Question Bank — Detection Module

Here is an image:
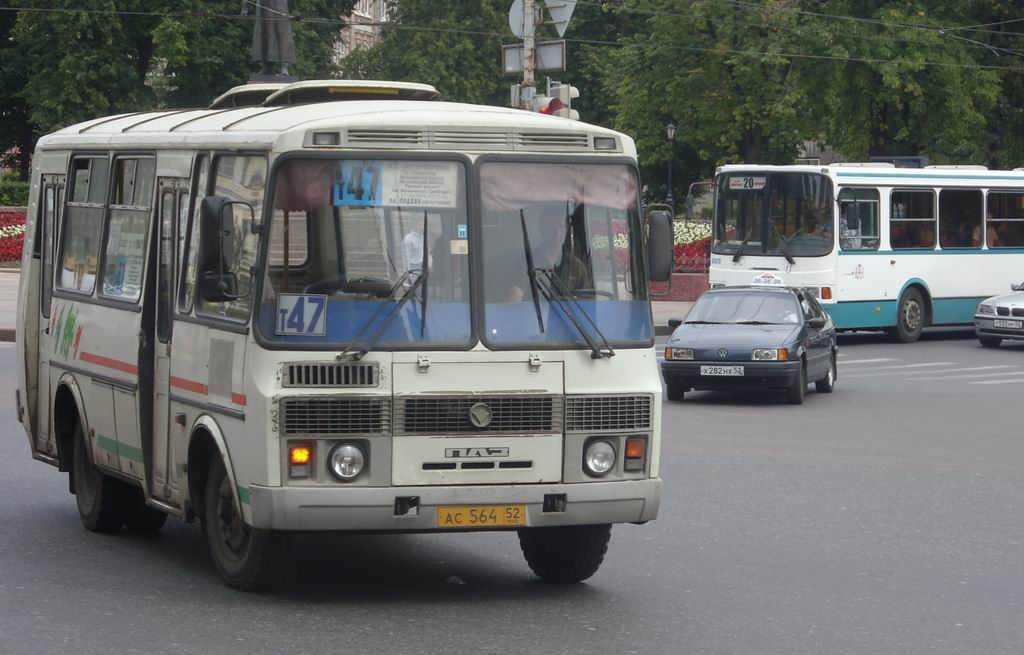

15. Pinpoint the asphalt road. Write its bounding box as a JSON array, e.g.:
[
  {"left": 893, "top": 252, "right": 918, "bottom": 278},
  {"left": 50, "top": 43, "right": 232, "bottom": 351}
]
[{"left": 2, "top": 330, "right": 1023, "bottom": 655}]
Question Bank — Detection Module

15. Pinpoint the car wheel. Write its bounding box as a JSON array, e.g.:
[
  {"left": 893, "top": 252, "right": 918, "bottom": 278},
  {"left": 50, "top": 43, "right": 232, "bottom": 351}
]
[
  {"left": 979, "top": 336, "right": 1002, "bottom": 348},
  {"left": 518, "top": 524, "right": 611, "bottom": 583},
  {"left": 72, "top": 423, "right": 128, "bottom": 533},
  {"left": 666, "top": 384, "right": 686, "bottom": 402},
  {"left": 786, "top": 361, "right": 806, "bottom": 405},
  {"left": 815, "top": 353, "right": 836, "bottom": 393},
  {"left": 890, "top": 288, "right": 925, "bottom": 343},
  {"left": 204, "top": 457, "right": 290, "bottom": 591}
]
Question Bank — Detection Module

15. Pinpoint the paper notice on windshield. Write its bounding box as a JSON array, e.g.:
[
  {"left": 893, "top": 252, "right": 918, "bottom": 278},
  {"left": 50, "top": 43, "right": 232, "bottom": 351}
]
[
  {"left": 382, "top": 161, "right": 458, "bottom": 208},
  {"left": 729, "top": 176, "right": 766, "bottom": 190}
]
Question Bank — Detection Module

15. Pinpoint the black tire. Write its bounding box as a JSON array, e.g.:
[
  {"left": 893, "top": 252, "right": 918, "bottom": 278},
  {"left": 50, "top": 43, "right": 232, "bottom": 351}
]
[
  {"left": 518, "top": 524, "right": 612, "bottom": 583},
  {"left": 786, "top": 362, "right": 806, "bottom": 405},
  {"left": 815, "top": 353, "right": 837, "bottom": 394},
  {"left": 979, "top": 336, "right": 1002, "bottom": 348},
  {"left": 666, "top": 384, "right": 686, "bottom": 402},
  {"left": 124, "top": 490, "right": 168, "bottom": 533},
  {"left": 891, "top": 288, "right": 926, "bottom": 343},
  {"left": 204, "top": 457, "right": 290, "bottom": 591},
  {"left": 72, "top": 424, "right": 128, "bottom": 533}
]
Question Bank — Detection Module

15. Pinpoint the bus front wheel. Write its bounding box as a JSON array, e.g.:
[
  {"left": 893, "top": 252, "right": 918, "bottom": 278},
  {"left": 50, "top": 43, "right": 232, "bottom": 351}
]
[
  {"left": 72, "top": 423, "right": 128, "bottom": 533},
  {"left": 204, "top": 457, "right": 290, "bottom": 591},
  {"left": 890, "top": 288, "right": 925, "bottom": 343},
  {"left": 518, "top": 524, "right": 611, "bottom": 583}
]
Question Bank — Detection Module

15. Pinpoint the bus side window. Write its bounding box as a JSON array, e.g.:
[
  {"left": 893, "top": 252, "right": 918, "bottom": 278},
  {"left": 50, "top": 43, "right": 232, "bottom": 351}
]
[
  {"left": 938, "top": 189, "right": 982, "bottom": 250},
  {"left": 838, "top": 187, "right": 879, "bottom": 251},
  {"left": 57, "top": 158, "right": 109, "bottom": 295},
  {"left": 985, "top": 191, "right": 1024, "bottom": 249},
  {"left": 890, "top": 190, "right": 935, "bottom": 250},
  {"left": 179, "top": 155, "right": 209, "bottom": 314},
  {"left": 40, "top": 184, "right": 55, "bottom": 318}
]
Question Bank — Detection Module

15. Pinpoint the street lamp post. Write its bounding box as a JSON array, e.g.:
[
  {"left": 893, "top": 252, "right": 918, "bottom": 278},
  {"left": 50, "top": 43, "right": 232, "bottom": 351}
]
[{"left": 665, "top": 122, "right": 676, "bottom": 214}]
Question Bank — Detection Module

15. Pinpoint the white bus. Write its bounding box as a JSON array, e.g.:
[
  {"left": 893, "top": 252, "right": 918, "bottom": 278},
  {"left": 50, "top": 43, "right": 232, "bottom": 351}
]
[
  {"left": 14, "top": 80, "right": 674, "bottom": 590},
  {"left": 706, "top": 163, "right": 1024, "bottom": 342}
]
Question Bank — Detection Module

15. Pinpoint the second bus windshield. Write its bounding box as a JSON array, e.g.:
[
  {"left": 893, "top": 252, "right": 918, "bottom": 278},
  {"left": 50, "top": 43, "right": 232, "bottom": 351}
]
[{"left": 713, "top": 172, "right": 834, "bottom": 258}]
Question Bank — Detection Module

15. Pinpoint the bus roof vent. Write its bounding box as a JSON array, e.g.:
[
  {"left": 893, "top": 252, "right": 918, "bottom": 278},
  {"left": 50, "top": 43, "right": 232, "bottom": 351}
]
[
  {"left": 345, "top": 128, "right": 426, "bottom": 148},
  {"left": 430, "top": 130, "right": 512, "bottom": 149},
  {"left": 209, "top": 83, "right": 288, "bottom": 109},
  {"left": 924, "top": 165, "right": 988, "bottom": 170},
  {"left": 283, "top": 362, "right": 379, "bottom": 388},
  {"left": 264, "top": 79, "right": 440, "bottom": 106},
  {"left": 516, "top": 131, "right": 591, "bottom": 151},
  {"left": 831, "top": 162, "right": 895, "bottom": 168}
]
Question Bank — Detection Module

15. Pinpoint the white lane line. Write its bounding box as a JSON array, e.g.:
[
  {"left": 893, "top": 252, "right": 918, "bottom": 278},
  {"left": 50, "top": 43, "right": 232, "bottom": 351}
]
[
  {"left": 841, "top": 362, "right": 958, "bottom": 378},
  {"left": 836, "top": 358, "right": 898, "bottom": 365},
  {"left": 897, "top": 365, "right": 1014, "bottom": 375},
  {"left": 906, "top": 370, "right": 1024, "bottom": 382},
  {"left": 970, "top": 378, "right": 1024, "bottom": 385},
  {"left": 878, "top": 362, "right": 956, "bottom": 369}
]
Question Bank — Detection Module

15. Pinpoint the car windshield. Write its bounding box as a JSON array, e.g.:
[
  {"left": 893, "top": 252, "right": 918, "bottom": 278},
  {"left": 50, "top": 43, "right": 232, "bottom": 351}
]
[
  {"left": 255, "top": 158, "right": 471, "bottom": 348},
  {"left": 686, "top": 291, "right": 802, "bottom": 324},
  {"left": 713, "top": 172, "right": 834, "bottom": 258},
  {"left": 478, "top": 161, "right": 652, "bottom": 347}
]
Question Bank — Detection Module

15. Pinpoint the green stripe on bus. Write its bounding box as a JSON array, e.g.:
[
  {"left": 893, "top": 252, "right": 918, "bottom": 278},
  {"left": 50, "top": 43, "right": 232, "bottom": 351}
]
[
  {"left": 237, "top": 485, "right": 251, "bottom": 505},
  {"left": 94, "top": 434, "right": 144, "bottom": 463}
]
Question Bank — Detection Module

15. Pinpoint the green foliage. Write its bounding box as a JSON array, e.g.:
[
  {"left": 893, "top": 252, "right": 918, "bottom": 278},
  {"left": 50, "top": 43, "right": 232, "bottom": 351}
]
[{"left": 0, "top": 175, "right": 30, "bottom": 206}]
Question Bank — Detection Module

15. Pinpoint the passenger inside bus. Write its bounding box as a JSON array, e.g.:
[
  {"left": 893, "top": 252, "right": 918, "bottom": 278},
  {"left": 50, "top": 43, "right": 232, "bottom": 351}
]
[{"left": 503, "top": 205, "right": 593, "bottom": 303}]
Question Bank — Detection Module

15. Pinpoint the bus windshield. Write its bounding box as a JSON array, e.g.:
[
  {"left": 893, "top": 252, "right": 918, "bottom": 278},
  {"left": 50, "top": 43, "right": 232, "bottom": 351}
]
[
  {"left": 479, "top": 161, "right": 652, "bottom": 347},
  {"left": 256, "top": 157, "right": 471, "bottom": 348},
  {"left": 712, "top": 172, "right": 834, "bottom": 258}
]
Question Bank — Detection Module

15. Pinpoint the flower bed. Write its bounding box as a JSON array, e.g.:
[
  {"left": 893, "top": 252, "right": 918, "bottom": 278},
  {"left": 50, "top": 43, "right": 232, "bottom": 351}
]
[
  {"left": 0, "top": 211, "right": 27, "bottom": 266},
  {"left": 673, "top": 220, "right": 711, "bottom": 273}
]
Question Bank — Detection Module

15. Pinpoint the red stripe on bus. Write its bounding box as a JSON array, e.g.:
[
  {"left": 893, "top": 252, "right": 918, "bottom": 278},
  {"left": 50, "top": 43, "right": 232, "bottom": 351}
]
[
  {"left": 170, "top": 376, "right": 208, "bottom": 395},
  {"left": 231, "top": 393, "right": 247, "bottom": 406},
  {"left": 79, "top": 351, "right": 139, "bottom": 375}
]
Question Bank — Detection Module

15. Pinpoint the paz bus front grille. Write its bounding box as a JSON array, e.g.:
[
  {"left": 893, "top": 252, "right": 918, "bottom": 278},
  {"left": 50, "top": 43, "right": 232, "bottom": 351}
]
[
  {"left": 394, "top": 395, "right": 562, "bottom": 435},
  {"left": 565, "top": 395, "right": 653, "bottom": 432},
  {"left": 280, "top": 397, "right": 390, "bottom": 436}
]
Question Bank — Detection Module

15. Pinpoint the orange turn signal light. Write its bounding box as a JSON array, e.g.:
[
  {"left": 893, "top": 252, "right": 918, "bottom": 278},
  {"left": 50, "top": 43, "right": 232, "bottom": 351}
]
[
  {"left": 289, "top": 445, "right": 312, "bottom": 465},
  {"left": 625, "top": 437, "right": 647, "bottom": 459},
  {"left": 777, "top": 348, "right": 788, "bottom": 361}
]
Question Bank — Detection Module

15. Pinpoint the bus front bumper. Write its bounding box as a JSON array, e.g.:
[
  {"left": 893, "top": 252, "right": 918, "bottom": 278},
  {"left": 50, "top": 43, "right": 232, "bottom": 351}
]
[{"left": 247, "top": 478, "right": 661, "bottom": 531}]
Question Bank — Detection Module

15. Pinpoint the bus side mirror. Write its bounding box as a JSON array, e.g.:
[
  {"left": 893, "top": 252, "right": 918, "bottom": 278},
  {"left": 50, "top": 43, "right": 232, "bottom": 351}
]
[
  {"left": 199, "top": 196, "right": 252, "bottom": 302},
  {"left": 647, "top": 209, "right": 673, "bottom": 283},
  {"left": 1012, "top": 282, "right": 1023, "bottom": 292}
]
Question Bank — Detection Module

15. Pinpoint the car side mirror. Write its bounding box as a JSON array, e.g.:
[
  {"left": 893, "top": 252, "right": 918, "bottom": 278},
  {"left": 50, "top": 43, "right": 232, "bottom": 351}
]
[
  {"left": 807, "top": 317, "right": 826, "bottom": 329},
  {"left": 647, "top": 209, "right": 673, "bottom": 283},
  {"left": 668, "top": 318, "right": 682, "bottom": 329}
]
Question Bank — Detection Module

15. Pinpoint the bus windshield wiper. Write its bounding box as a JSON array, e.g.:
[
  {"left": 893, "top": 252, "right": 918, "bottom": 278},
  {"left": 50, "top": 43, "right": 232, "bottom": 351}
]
[
  {"left": 519, "top": 209, "right": 545, "bottom": 333},
  {"left": 684, "top": 320, "right": 722, "bottom": 324},
  {"left": 342, "top": 213, "right": 431, "bottom": 359},
  {"left": 771, "top": 222, "right": 796, "bottom": 264},
  {"left": 732, "top": 234, "right": 752, "bottom": 263},
  {"left": 535, "top": 268, "right": 614, "bottom": 359}
]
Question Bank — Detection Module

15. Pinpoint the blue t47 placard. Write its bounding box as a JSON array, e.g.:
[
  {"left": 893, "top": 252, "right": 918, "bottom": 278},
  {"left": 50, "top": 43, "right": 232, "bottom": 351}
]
[
  {"left": 333, "top": 161, "right": 382, "bottom": 207},
  {"left": 275, "top": 294, "right": 328, "bottom": 335}
]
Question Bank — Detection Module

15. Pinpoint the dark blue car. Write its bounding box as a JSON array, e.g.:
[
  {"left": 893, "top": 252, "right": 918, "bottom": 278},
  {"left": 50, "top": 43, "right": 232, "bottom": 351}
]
[{"left": 661, "top": 286, "right": 837, "bottom": 404}]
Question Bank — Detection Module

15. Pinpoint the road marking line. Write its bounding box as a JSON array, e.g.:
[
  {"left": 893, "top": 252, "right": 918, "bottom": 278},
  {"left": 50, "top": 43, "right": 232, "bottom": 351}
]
[
  {"left": 897, "top": 365, "right": 1013, "bottom": 375},
  {"left": 836, "top": 358, "right": 898, "bottom": 364},
  {"left": 906, "top": 370, "right": 1024, "bottom": 382},
  {"left": 969, "top": 378, "right": 1024, "bottom": 385},
  {"left": 878, "top": 362, "right": 956, "bottom": 369}
]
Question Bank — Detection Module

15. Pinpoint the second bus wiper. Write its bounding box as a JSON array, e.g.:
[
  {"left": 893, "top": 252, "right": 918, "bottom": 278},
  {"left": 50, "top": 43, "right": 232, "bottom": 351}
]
[{"left": 535, "top": 268, "right": 614, "bottom": 359}]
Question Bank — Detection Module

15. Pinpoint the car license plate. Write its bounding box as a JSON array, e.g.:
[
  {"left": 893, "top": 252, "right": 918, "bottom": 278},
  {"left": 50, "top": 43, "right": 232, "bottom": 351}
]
[
  {"left": 437, "top": 505, "right": 526, "bottom": 528},
  {"left": 700, "top": 365, "right": 744, "bottom": 376},
  {"left": 994, "top": 319, "right": 1022, "bottom": 329}
]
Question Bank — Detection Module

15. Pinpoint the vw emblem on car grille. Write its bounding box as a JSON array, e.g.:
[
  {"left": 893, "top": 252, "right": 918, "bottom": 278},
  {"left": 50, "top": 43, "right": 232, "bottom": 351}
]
[
  {"left": 718, "top": 348, "right": 729, "bottom": 358},
  {"left": 468, "top": 402, "right": 493, "bottom": 428}
]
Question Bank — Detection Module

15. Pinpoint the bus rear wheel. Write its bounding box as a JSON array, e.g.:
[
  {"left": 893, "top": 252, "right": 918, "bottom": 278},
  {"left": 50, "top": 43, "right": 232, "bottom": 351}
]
[
  {"left": 72, "top": 423, "right": 128, "bottom": 533},
  {"left": 890, "top": 288, "right": 925, "bottom": 343},
  {"left": 518, "top": 524, "right": 611, "bottom": 583},
  {"left": 204, "top": 457, "right": 289, "bottom": 591}
]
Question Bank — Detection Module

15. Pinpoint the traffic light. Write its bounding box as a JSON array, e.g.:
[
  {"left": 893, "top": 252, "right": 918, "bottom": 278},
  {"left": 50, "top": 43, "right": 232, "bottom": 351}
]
[{"left": 532, "top": 83, "right": 580, "bottom": 120}]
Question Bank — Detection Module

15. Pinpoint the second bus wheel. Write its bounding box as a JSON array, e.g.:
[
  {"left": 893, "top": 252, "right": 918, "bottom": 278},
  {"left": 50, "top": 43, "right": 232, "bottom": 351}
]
[
  {"left": 72, "top": 423, "right": 129, "bottom": 533},
  {"left": 518, "top": 524, "right": 612, "bottom": 583},
  {"left": 890, "top": 288, "right": 925, "bottom": 343},
  {"left": 204, "top": 457, "right": 290, "bottom": 591}
]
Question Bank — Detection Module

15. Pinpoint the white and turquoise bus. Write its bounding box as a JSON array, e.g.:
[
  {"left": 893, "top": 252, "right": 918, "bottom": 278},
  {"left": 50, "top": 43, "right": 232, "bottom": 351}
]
[
  {"left": 15, "top": 80, "right": 674, "bottom": 590},
  {"left": 706, "top": 163, "right": 1024, "bottom": 341}
]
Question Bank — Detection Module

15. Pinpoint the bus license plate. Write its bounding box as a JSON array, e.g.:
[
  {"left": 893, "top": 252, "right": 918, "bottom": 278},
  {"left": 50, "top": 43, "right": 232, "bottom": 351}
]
[
  {"left": 994, "top": 319, "right": 1022, "bottom": 329},
  {"left": 437, "top": 505, "right": 526, "bottom": 528},
  {"left": 700, "top": 365, "right": 744, "bottom": 376}
]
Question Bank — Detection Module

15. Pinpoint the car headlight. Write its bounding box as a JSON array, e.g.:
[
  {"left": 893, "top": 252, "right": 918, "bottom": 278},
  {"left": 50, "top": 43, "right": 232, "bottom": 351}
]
[
  {"left": 977, "top": 304, "right": 995, "bottom": 315},
  {"left": 328, "top": 443, "right": 366, "bottom": 481},
  {"left": 752, "top": 348, "right": 788, "bottom": 361},
  {"left": 665, "top": 347, "right": 694, "bottom": 360},
  {"left": 583, "top": 440, "right": 616, "bottom": 477}
]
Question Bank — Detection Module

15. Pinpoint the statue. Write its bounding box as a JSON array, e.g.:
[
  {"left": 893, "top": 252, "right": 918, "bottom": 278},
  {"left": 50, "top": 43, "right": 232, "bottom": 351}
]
[{"left": 242, "top": 0, "right": 296, "bottom": 77}]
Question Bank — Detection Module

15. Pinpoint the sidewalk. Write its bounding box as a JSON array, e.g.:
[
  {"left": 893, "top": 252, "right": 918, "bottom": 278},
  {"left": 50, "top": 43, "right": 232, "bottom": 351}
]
[
  {"left": 0, "top": 269, "right": 691, "bottom": 341},
  {"left": 0, "top": 269, "right": 17, "bottom": 341}
]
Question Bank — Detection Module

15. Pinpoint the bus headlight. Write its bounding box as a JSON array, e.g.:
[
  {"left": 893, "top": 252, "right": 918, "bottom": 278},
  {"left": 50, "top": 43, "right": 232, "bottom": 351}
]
[
  {"left": 583, "top": 440, "right": 616, "bottom": 477},
  {"left": 752, "top": 348, "right": 788, "bottom": 361},
  {"left": 328, "top": 443, "right": 366, "bottom": 481}
]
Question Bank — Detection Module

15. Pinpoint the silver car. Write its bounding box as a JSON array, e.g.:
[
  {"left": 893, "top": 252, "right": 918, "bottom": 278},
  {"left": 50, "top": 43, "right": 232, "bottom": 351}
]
[{"left": 974, "top": 282, "right": 1024, "bottom": 348}]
